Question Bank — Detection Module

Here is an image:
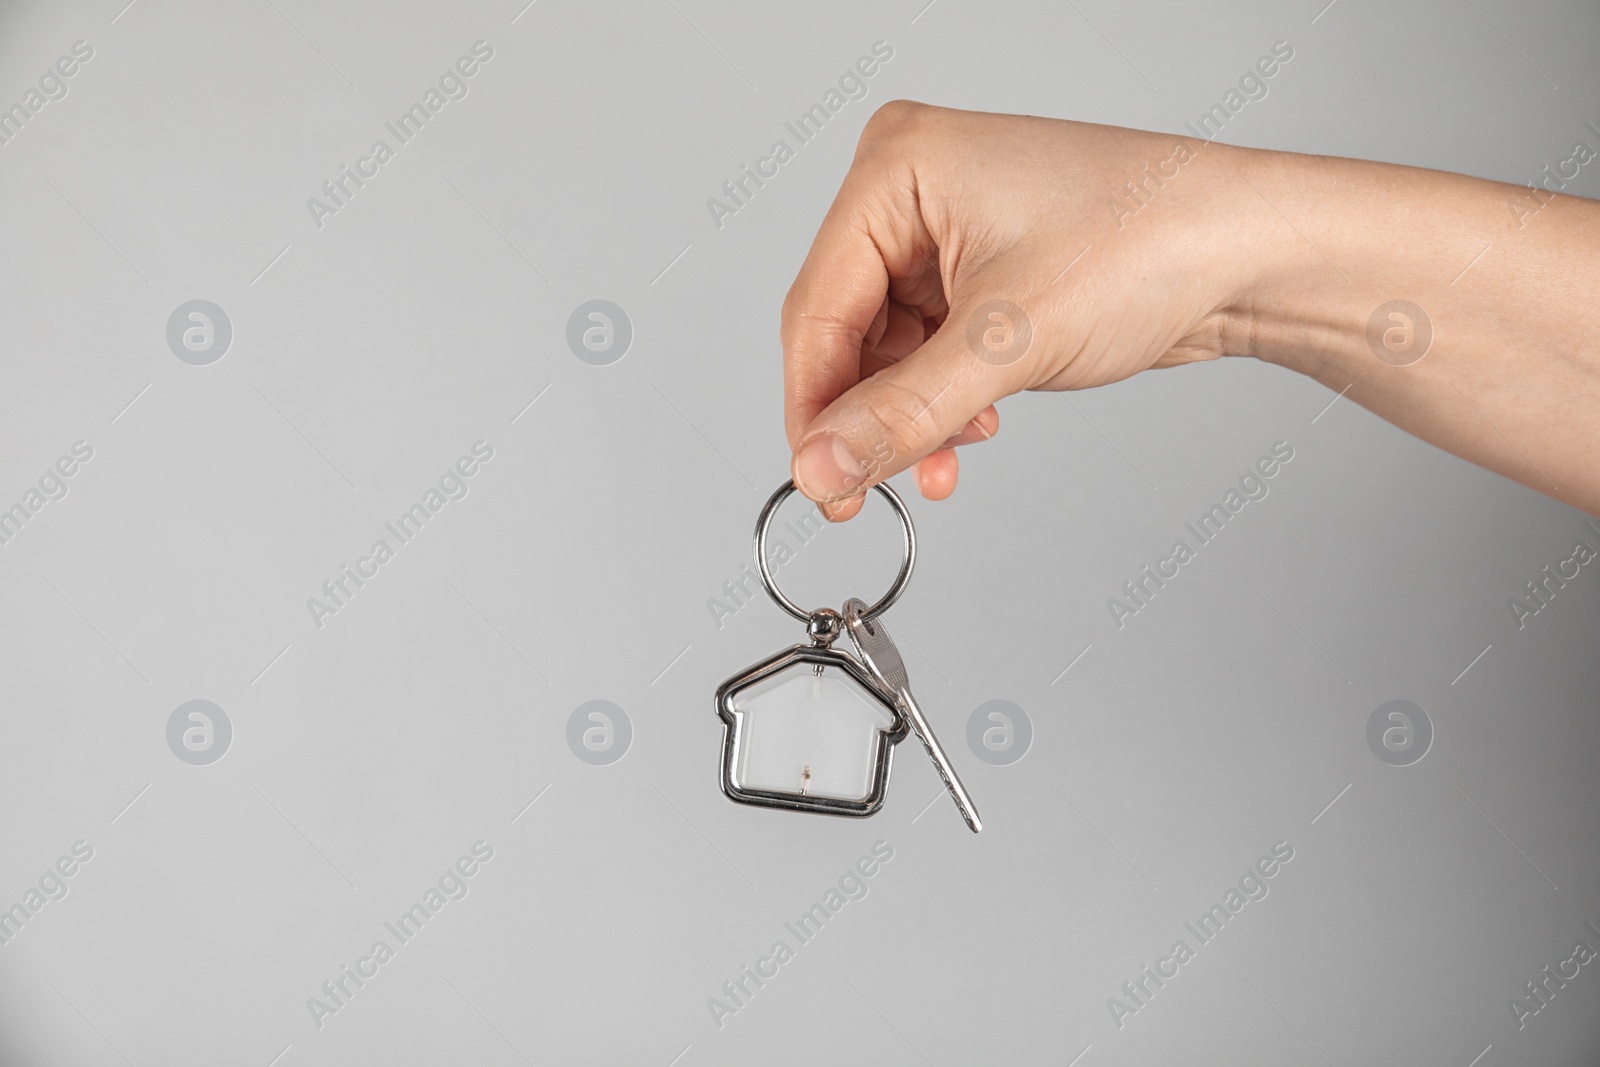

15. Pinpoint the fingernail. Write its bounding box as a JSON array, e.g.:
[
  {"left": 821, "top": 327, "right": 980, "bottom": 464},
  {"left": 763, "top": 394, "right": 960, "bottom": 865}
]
[
  {"left": 939, "top": 419, "right": 994, "bottom": 450},
  {"left": 794, "top": 434, "right": 866, "bottom": 502}
]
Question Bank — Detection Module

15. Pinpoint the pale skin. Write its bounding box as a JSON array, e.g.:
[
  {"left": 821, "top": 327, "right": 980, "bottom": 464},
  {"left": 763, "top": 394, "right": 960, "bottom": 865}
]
[{"left": 782, "top": 101, "right": 1600, "bottom": 519}]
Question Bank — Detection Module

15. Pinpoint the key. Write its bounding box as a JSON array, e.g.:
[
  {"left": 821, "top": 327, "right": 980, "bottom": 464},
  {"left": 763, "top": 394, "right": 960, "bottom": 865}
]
[{"left": 843, "top": 597, "right": 982, "bottom": 833}]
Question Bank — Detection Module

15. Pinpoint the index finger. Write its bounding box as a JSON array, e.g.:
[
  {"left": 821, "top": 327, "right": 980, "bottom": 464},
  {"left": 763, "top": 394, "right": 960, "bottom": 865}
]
[
  {"left": 780, "top": 184, "right": 889, "bottom": 453},
  {"left": 780, "top": 158, "right": 946, "bottom": 451}
]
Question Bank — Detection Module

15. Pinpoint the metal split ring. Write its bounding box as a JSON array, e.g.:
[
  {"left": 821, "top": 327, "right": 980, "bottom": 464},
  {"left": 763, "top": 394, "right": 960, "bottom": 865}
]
[{"left": 753, "top": 479, "right": 915, "bottom": 624}]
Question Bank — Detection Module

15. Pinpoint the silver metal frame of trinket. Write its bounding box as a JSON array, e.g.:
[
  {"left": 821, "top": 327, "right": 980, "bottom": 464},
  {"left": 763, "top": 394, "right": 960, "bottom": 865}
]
[
  {"left": 715, "top": 480, "right": 916, "bottom": 818},
  {"left": 715, "top": 637, "right": 909, "bottom": 816}
]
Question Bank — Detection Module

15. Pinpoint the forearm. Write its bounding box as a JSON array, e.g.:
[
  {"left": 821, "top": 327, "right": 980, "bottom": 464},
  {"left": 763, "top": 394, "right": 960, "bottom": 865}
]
[{"left": 1231, "top": 147, "right": 1600, "bottom": 514}]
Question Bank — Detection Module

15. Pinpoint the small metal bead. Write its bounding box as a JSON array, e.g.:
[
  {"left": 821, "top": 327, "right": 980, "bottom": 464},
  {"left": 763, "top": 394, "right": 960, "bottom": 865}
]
[{"left": 807, "top": 608, "right": 843, "bottom": 645}]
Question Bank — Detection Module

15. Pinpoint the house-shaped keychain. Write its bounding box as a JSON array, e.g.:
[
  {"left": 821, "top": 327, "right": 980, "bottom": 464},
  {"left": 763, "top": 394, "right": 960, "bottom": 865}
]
[
  {"left": 716, "top": 633, "right": 908, "bottom": 817},
  {"left": 715, "top": 479, "right": 980, "bottom": 830}
]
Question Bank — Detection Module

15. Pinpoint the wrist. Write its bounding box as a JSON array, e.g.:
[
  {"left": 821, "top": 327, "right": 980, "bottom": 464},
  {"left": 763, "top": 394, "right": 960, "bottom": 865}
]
[{"left": 1221, "top": 147, "right": 1458, "bottom": 378}]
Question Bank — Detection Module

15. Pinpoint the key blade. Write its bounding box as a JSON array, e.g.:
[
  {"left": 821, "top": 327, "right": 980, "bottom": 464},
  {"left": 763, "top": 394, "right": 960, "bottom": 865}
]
[
  {"left": 897, "top": 688, "right": 983, "bottom": 832},
  {"left": 843, "top": 599, "right": 983, "bottom": 833}
]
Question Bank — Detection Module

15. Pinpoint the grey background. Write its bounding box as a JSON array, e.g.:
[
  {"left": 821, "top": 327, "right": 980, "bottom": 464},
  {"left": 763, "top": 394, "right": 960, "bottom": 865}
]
[{"left": 1, "top": 0, "right": 1598, "bottom": 1064}]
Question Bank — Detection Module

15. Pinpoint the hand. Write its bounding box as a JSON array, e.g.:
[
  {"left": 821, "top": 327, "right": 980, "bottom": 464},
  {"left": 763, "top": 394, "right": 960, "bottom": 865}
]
[
  {"left": 782, "top": 101, "right": 1600, "bottom": 518},
  {"left": 780, "top": 101, "right": 1266, "bottom": 519}
]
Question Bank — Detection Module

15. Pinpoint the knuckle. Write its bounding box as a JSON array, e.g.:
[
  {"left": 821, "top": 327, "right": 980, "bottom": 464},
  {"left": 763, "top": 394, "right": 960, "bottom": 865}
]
[
  {"left": 861, "top": 99, "right": 928, "bottom": 144},
  {"left": 780, "top": 308, "right": 861, "bottom": 358},
  {"left": 778, "top": 285, "right": 809, "bottom": 339},
  {"left": 859, "top": 377, "right": 944, "bottom": 459}
]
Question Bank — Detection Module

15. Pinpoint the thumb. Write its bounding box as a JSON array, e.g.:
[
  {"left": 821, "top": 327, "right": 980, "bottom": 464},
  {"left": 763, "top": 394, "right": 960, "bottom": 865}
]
[{"left": 790, "top": 310, "right": 1022, "bottom": 505}]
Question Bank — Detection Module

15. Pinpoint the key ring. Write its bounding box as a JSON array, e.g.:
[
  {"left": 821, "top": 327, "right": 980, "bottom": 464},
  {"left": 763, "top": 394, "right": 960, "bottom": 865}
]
[{"left": 753, "top": 479, "right": 915, "bottom": 624}]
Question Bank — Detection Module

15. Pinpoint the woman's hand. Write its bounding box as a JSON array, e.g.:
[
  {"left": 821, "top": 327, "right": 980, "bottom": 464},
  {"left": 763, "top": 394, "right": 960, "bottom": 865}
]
[
  {"left": 783, "top": 101, "right": 1600, "bottom": 518},
  {"left": 781, "top": 101, "right": 1268, "bottom": 518}
]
